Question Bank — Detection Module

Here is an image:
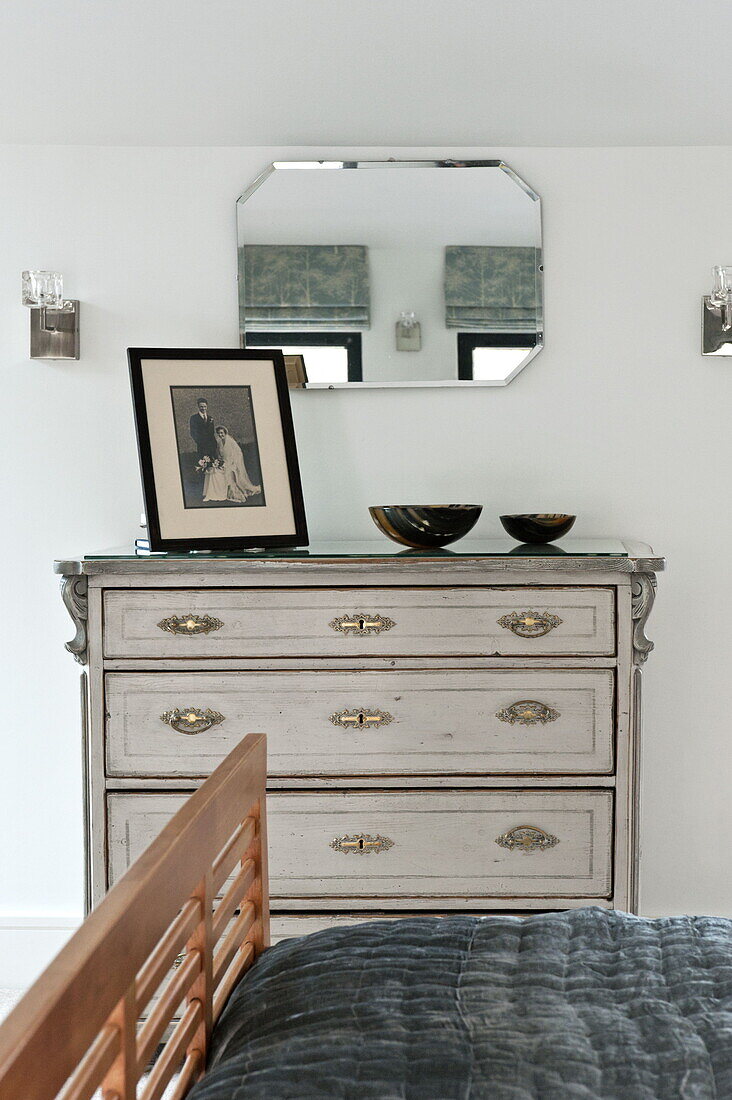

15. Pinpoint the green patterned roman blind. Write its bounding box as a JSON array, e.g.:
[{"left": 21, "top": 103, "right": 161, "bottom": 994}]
[
  {"left": 444, "top": 246, "right": 539, "bottom": 332},
  {"left": 242, "top": 245, "right": 370, "bottom": 330}
]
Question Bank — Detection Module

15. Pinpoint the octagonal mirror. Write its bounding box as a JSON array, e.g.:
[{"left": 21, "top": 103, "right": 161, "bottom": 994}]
[{"left": 237, "top": 160, "right": 542, "bottom": 388}]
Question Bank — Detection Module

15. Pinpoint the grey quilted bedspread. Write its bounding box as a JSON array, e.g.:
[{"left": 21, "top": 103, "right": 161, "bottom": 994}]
[{"left": 189, "top": 908, "right": 732, "bottom": 1099}]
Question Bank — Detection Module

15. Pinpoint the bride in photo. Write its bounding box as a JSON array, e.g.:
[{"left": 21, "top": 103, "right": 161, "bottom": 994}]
[{"left": 216, "top": 425, "right": 261, "bottom": 503}]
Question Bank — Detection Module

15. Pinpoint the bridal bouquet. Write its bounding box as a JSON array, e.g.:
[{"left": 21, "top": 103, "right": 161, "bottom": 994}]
[{"left": 196, "top": 456, "right": 224, "bottom": 474}]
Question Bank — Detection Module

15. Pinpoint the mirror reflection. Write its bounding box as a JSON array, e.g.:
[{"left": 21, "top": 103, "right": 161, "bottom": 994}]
[{"left": 237, "top": 161, "right": 542, "bottom": 388}]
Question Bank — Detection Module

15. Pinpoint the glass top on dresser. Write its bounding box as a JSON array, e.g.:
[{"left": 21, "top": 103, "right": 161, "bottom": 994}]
[{"left": 87, "top": 539, "right": 629, "bottom": 560}]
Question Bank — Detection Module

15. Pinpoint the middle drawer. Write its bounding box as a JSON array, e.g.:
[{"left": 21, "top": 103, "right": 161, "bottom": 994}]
[{"left": 106, "top": 669, "right": 614, "bottom": 778}]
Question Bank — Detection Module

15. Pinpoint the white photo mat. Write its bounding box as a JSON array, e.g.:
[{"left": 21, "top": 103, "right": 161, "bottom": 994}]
[{"left": 139, "top": 356, "right": 298, "bottom": 541}]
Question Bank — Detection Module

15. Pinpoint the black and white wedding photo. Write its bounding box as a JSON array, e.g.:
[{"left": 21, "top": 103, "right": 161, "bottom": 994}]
[
  {"left": 171, "top": 385, "right": 265, "bottom": 509},
  {"left": 128, "top": 349, "right": 307, "bottom": 551}
]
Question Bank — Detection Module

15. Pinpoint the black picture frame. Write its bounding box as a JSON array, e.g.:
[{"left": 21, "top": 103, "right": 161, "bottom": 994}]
[{"left": 128, "top": 348, "right": 308, "bottom": 552}]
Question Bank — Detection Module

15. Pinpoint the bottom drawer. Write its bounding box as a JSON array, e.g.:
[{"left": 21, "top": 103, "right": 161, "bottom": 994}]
[
  {"left": 268, "top": 907, "right": 615, "bottom": 943},
  {"left": 107, "top": 789, "right": 613, "bottom": 904},
  {"left": 270, "top": 913, "right": 410, "bottom": 944}
]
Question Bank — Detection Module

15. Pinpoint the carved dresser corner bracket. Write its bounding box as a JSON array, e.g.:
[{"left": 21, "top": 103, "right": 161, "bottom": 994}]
[
  {"left": 60, "top": 574, "right": 89, "bottom": 665},
  {"left": 631, "top": 574, "right": 657, "bottom": 665}
]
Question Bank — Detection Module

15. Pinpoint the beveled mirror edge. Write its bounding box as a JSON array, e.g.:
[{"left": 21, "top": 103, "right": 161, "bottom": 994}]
[
  {"left": 236, "top": 159, "right": 540, "bottom": 205},
  {"left": 236, "top": 159, "right": 543, "bottom": 388}
]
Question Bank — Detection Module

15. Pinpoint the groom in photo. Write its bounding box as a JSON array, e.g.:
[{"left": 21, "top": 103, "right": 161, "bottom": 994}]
[{"left": 189, "top": 397, "right": 217, "bottom": 461}]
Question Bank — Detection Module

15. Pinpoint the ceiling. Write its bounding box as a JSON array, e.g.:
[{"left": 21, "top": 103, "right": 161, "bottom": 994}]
[{"left": 0, "top": 0, "right": 729, "bottom": 147}]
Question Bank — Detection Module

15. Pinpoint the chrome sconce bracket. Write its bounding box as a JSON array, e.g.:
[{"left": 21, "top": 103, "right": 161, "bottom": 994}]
[
  {"left": 29, "top": 299, "right": 80, "bottom": 360},
  {"left": 702, "top": 265, "right": 732, "bottom": 355},
  {"left": 22, "top": 271, "right": 80, "bottom": 360}
]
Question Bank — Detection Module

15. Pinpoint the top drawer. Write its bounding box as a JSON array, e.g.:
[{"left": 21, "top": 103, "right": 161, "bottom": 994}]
[{"left": 103, "top": 587, "right": 615, "bottom": 659}]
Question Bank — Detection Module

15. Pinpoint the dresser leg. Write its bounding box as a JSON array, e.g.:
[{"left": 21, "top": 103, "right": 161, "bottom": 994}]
[{"left": 80, "top": 671, "right": 92, "bottom": 916}]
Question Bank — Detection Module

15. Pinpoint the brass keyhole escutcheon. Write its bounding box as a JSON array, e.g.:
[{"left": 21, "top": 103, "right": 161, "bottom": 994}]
[
  {"left": 329, "top": 612, "right": 396, "bottom": 636},
  {"left": 329, "top": 708, "right": 393, "bottom": 731},
  {"left": 330, "top": 833, "right": 394, "bottom": 855}
]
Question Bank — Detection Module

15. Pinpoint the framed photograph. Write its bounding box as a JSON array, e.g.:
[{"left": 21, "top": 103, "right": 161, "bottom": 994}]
[{"left": 128, "top": 348, "right": 308, "bottom": 551}]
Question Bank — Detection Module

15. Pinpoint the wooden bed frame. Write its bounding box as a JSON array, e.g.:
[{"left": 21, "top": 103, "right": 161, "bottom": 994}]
[{"left": 0, "top": 734, "right": 269, "bottom": 1100}]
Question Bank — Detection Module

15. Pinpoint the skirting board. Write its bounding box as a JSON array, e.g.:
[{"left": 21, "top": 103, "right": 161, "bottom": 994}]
[{"left": 0, "top": 915, "right": 81, "bottom": 988}]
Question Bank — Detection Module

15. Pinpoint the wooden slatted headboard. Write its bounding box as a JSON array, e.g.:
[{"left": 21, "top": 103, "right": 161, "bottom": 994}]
[{"left": 0, "top": 733, "right": 269, "bottom": 1100}]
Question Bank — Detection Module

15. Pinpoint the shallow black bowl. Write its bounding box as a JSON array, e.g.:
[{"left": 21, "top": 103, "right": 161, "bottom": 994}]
[
  {"left": 500, "top": 513, "right": 576, "bottom": 544},
  {"left": 369, "top": 505, "right": 482, "bottom": 549}
]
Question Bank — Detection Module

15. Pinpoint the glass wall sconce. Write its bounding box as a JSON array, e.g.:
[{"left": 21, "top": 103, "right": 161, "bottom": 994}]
[
  {"left": 702, "top": 266, "right": 732, "bottom": 355},
  {"left": 22, "top": 271, "right": 80, "bottom": 359},
  {"left": 395, "top": 310, "right": 421, "bottom": 352}
]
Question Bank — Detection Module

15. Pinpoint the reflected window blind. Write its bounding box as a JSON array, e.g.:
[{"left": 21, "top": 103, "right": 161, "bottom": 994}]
[
  {"left": 444, "top": 246, "right": 539, "bottom": 331},
  {"left": 242, "top": 245, "right": 370, "bottom": 330}
]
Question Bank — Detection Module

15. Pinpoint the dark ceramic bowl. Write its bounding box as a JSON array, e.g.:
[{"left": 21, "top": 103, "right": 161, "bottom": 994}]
[
  {"left": 369, "top": 505, "right": 482, "bottom": 549},
  {"left": 500, "top": 513, "right": 576, "bottom": 544}
]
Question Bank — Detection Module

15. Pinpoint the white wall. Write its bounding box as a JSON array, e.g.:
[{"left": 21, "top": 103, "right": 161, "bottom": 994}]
[
  {"left": 364, "top": 247, "right": 461, "bottom": 381},
  {"left": 1, "top": 144, "right": 731, "bottom": 982}
]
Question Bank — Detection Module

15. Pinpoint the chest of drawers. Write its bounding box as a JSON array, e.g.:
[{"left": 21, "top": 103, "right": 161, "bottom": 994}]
[{"left": 56, "top": 539, "right": 663, "bottom": 934}]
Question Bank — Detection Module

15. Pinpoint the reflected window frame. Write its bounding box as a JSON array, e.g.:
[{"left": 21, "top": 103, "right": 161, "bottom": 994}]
[
  {"left": 457, "top": 332, "right": 539, "bottom": 382},
  {"left": 243, "top": 331, "right": 363, "bottom": 383}
]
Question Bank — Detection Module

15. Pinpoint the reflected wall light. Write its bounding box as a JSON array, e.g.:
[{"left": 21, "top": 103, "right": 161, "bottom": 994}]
[
  {"left": 22, "top": 270, "right": 80, "bottom": 359},
  {"left": 702, "top": 265, "right": 732, "bottom": 355},
  {"left": 395, "top": 310, "right": 421, "bottom": 351}
]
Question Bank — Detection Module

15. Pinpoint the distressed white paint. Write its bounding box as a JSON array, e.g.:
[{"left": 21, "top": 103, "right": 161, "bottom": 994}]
[
  {"left": 103, "top": 585, "right": 615, "bottom": 659},
  {"left": 108, "top": 789, "right": 614, "bottom": 902},
  {"left": 106, "top": 668, "right": 615, "bottom": 778}
]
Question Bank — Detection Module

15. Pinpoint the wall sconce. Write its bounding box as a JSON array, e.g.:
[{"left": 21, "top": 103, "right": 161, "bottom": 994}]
[
  {"left": 395, "top": 310, "right": 421, "bottom": 352},
  {"left": 702, "top": 265, "right": 732, "bottom": 355},
  {"left": 22, "top": 271, "right": 80, "bottom": 359}
]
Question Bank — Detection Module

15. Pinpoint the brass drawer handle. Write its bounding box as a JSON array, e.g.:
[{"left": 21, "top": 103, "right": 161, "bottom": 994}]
[
  {"left": 496, "top": 700, "right": 560, "bottom": 726},
  {"left": 330, "top": 833, "right": 394, "bottom": 855},
  {"left": 329, "top": 612, "right": 395, "bottom": 636},
  {"left": 497, "top": 610, "right": 563, "bottom": 638},
  {"left": 495, "top": 825, "right": 559, "bottom": 852},
  {"left": 160, "top": 707, "right": 225, "bottom": 735},
  {"left": 158, "top": 614, "right": 224, "bottom": 636},
  {"left": 330, "top": 708, "right": 393, "bottom": 731}
]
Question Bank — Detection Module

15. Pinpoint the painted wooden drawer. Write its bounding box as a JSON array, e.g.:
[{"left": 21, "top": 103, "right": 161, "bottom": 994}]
[
  {"left": 268, "top": 910, "right": 585, "bottom": 943},
  {"left": 107, "top": 789, "right": 613, "bottom": 901},
  {"left": 269, "top": 914, "right": 411, "bottom": 943},
  {"left": 103, "top": 586, "right": 615, "bottom": 659},
  {"left": 105, "top": 669, "right": 615, "bottom": 777}
]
